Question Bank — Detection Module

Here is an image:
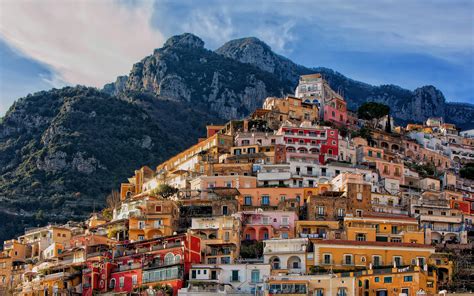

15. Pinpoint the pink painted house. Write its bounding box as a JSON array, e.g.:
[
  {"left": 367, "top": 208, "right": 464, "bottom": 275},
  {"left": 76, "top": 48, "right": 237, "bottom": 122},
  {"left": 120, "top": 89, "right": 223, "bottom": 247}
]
[
  {"left": 323, "top": 97, "right": 348, "bottom": 126},
  {"left": 235, "top": 211, "right": 298, "bottom": 241}
]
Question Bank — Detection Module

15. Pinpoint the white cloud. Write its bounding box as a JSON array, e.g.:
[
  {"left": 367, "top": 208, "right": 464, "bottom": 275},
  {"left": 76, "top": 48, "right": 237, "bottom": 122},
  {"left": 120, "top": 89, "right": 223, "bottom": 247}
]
[{"left": 0, "top": 0, "right": 164, "bottom": 87}]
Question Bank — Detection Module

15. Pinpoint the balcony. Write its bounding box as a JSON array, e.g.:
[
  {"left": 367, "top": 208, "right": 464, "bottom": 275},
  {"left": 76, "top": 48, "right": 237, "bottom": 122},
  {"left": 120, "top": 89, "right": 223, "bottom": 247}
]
[
  {"left": 143, "top": 258, "right": 183, "bottom": 270},
  {"left": 423, "top": 225, "right": 465, "bottom": 232},
  {"left": 117, "top": 262, "right": 142, "bottom": 272},
  {"left": 258, "top": 172, "right": 292, "bottom": 181}
]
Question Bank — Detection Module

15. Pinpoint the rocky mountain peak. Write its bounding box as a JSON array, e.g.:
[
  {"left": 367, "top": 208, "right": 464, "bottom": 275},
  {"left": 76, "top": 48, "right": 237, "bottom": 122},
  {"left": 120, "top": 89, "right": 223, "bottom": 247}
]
[
  {"left": 216, "top": 36, "right": 310, "bottom": 84},
  {"left": 163, "top": 33, "right": 205, "bottom": 49}
]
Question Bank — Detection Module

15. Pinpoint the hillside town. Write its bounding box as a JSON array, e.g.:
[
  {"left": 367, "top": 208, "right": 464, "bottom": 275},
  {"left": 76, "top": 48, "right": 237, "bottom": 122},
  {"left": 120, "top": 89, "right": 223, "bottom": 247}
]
[{"left": 1, "top": 73, "right": 473, "bottom": 296}]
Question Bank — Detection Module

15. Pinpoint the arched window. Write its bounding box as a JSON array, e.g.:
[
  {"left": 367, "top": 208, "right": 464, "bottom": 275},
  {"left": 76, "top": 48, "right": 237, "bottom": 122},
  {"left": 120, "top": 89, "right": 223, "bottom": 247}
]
[
  {"left": 109, "top": 278, "right": 116, "bottom": 289},
  {"left": 175, "top": 254, "right": 182, "bottom": 263},
  {"left": 164, "top": 253, "right": 175, "bottom": 265}
]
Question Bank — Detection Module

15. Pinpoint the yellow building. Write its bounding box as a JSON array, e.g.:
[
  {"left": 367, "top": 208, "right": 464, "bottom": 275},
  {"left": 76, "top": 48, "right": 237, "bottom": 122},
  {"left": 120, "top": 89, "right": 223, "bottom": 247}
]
[
  {"left": 0, "top": 241, "right": 29, "bottom": 295},
  {"left": 356, "top": 266, "right": 436, "bottom": 296},
  {"left": 263, "top": 96, "right": 319, "bottom": 123},
  {"left": 344, "top": 214, "right": 425, "bottom": 244},
  {"left": 190, "top": 216, "right": 241, "bottom": 265},
  {"left": 128, "top": 197, "right": 179, "bottom": 241},
  {"left": 18, "top": 225, "right": 72, "bottom": 261},
  {"left": 311, "top": 239, "right": 435, "bottom": 271},
  {"left": 295, "top": 220, "right": 341, "bottom": 240}
]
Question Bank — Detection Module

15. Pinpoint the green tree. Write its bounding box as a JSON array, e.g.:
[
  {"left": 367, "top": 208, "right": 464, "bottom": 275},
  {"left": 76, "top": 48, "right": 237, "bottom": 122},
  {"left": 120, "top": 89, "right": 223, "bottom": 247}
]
[
  {"left": 357, "top": 102, "right": 390, "bottom": 120},
  {"left": 358, "top": 102, "right": 390, "bottom": 130},
  {"left": 460, "top": 163, "right": 474, "bottom": 180},
  {"left": 152, "top": 184, "right": 178, "bottom": 199}
]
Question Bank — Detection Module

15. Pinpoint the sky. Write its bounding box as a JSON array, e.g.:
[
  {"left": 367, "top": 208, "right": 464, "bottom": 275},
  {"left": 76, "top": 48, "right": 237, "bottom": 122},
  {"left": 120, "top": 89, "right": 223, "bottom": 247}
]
[{"left": 0, "top": 0, "right": 473, "bottom": 116}]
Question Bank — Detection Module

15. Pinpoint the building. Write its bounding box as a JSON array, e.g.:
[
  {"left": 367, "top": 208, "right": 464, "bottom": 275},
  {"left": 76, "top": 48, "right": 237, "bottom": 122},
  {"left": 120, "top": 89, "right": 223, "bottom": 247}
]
[
  {"left": 109, "top": 233, "right": 201, "bottom": 296},
  {"left": 263, "top": 238, "right": 309, "bottom": 275},
  {"left": 237, "top": 210, "right": 298, "bottom": 241},
  {"left": 178, "top": 263, "right": 271, "bottom": 295},
  {"left": 266, "top": 273, "right": 356, "bottom": 296},
  {"left": 262, "top": 96, "right": 319, "bottom": 124},
  {"left": 190, "top": 216, "right": 241, "bottom": 265},
  {"left": 323, "top": 97, "right": 348, "bottom": 126},
  {"left": 356, "top": 266, "right": 437, "bottom": 296},
  {"left": 311, "top": 240, "right": 435, "bottom": 271},
  {"left": 343, "top": 213, "right": 424, "bottom": 244}
]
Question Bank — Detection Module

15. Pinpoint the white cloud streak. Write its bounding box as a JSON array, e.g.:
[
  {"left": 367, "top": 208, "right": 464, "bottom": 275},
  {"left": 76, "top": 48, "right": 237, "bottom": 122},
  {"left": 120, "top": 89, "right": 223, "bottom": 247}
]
[{"left": 0, "top": 0, "right": 164, "bottom": 87}]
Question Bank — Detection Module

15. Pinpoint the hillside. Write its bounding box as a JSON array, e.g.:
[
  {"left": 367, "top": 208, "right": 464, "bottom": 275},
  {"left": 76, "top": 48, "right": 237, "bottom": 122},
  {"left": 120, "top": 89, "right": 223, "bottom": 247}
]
[{"left": 1, "top": 32, "right": 473, "bottom": 243}]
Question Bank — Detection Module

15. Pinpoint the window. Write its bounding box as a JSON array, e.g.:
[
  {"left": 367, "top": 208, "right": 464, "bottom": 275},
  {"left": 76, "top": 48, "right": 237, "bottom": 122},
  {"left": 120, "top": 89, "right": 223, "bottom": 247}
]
[
  {"left": 281, "top": 232, "right": 288, "bottom": 239},
  {"left": 251, "top": 270, "right": 260, "bottom": 283},
  {"left": 356, "top": 233, "right": 366, "bottom": 241},
  {"left": 231, "top": 270, "right": 239, "bottom": 282},
  {"left": 323, "top": 254, "right": 332, "bottom": 265},
  {"left": 357, "top": 193, "right": 363, "bottom": 201},
  {"left": 383, "top": 277, "right": 393, "bottom": 283},
  {"left": 417, "top": 257, "right": 425, "bottom": 266},
  {"left": 138, "top": 221, "right": 145, "bottom": 229},
  {"left": 164, "top": 253, "right": 175, "bottom": 265},
  {"left": 138, "top": 235, "right": 145, "bottom": 241},
  {"left": 344, "top": 254, "right": 353, "bottom": 265},
  {"left": 373, "top": 256, "right": 381, "bottom": 267},
  {"left": 337, "top": 288, "right": 347, "bottom": 296},
  {"left": 315, "top": 289, "right": 324, "bottom": 296},
  {"left": 132, "top": 274, "right": 138, "bottom": 285},
  {"left": 393, "top": 256, "right": 402, "bottom": 267},
  {"left": 368, "top": 151, "right": 373, "bottom": 157},
  {"left": 374, "top": 277, "right": 379, "bottom": 283},
  {"left": 261, "top": 195, "right": 270, "bottom": 206},
  {"left": 317, "top": 206, "right": 325, "bottom": 216},
  {"left": 282, "top": 217, "right": 289, "bottom": 225},
  {"left": 402, "top": 288, "right": 409, "bottom": 296},
  {"left": 404, "top": 275, "right": 413, "bottom": 282},
  {"left": 110, "top": 278, "right": 116, "bottom": 289},
  {"left": 119, "top": 277, "right": 125, "bottom": 288},
  {"left": 154, "top": 220, "right": 162, "bottom": 228},
  {"left": 222, "top": 206, "right": 228, "bottom": 215},
  {"left": 244, "top": 196, "right": 252, "bottom": 205},
  {"left": 155, "top": 205, "right": 162, "bottom": 212},
  {"left": 337, "top": 208, "right": 345, "bottom": 218}
]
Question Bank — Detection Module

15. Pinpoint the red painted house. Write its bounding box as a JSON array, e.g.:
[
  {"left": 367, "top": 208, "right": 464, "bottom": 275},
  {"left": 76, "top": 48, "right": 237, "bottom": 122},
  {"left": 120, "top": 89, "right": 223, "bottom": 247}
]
[
  {"left": 108, "top": 233, "right": 201, "bottom": 295},
  {"left": 277, "top": 125, "right": 338, "bottom": 165}
]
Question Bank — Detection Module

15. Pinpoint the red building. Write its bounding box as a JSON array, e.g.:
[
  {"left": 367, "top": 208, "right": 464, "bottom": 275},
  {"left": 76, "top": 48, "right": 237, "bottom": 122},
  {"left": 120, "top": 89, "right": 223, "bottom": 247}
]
[
  {"left": 323, "top": 97, "right": 348, "bottom": 126},
  {"left": 82, "top": 247, "right": 114, "bottom": 296},
  {"left": 277, "top": 124, "right": 338, "bottom": 165},
  {"left": 107, "top": 233, "right": 201, "bottom": 295}
]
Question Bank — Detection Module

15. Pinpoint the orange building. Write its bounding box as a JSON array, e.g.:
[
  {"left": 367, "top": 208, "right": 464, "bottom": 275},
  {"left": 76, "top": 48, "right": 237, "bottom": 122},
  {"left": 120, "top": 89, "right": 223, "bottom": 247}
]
[{"left": 128, "top": 197, "right": 179, "bottom": 242}]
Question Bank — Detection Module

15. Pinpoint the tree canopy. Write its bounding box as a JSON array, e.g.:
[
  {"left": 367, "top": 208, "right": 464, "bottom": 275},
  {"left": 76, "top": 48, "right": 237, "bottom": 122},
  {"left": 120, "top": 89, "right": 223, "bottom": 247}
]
[
  {"left": 460, "top": 163, "right": 474, "bottom": 180},
  {"left": 357, "top": 102, "right": 390, "bottom": 120}
]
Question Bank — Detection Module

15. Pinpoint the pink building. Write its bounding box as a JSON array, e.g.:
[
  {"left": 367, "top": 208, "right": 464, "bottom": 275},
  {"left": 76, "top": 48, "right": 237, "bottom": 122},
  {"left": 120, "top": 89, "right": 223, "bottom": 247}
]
[
  {"left": 323, "top": 97, "right": 348, "bottom": 126},
  {"left": 236, "top": 211, "right": 298, "bottom": 241},
  {"left": 375, "top": 160, "right": 405, "bottom": 184}
]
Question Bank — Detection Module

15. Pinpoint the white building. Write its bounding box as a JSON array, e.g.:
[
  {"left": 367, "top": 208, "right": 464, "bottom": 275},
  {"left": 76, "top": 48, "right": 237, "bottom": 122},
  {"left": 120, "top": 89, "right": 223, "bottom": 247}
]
[
  {"left": 178, "top": 263, "right": 270, "bottom": 295},
  {"left": 263, "top": 238, "right": 309, "bottom": 275}
]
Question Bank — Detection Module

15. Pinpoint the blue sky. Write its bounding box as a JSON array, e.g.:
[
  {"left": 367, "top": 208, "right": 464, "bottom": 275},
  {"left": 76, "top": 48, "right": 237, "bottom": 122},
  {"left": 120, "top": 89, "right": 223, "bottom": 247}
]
[{"left": 0, "top": 0, "right": 473, "bottom": 116}]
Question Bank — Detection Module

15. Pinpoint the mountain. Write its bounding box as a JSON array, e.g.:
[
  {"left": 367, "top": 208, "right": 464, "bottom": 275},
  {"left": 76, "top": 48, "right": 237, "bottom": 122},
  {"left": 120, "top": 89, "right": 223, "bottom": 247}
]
[
  {"left": 104, "top": 33, "right": 291, "bottom": 120},
  {"left": 216, "top": 38, "right": 474, "bottom": 129},
  {"left": 1, "top": 33, "right": 473, "bottom": 243}
]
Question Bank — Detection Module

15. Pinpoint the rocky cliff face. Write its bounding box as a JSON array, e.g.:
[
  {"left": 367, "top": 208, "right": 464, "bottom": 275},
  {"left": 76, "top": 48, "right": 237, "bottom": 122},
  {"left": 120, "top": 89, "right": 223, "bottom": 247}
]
[
  {"left": 104, "top": 33, "right": 291, "bottom": 120},
  {"left": 216, "top": 37, "right": 311, "bottom": 84}
]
